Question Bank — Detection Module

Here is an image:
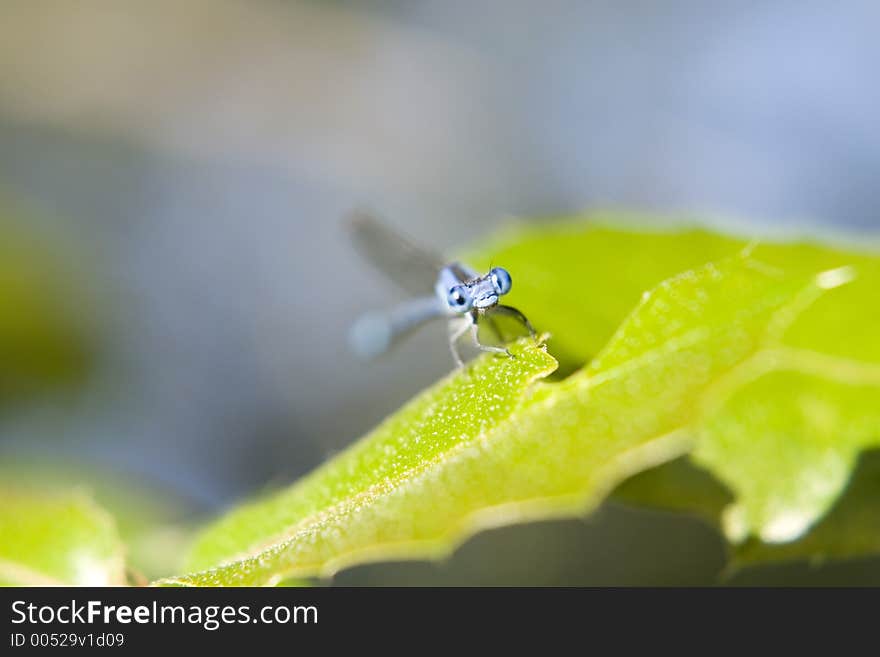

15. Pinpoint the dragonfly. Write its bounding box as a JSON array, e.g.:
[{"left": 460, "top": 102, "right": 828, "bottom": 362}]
[{"left": 348, "top": 212, "right": 537, "bottom": 367}]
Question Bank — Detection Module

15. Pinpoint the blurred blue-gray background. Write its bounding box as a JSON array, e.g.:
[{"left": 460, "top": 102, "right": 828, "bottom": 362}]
[{"left": 1, "top": 0, "right": 879, "bottom": 584}]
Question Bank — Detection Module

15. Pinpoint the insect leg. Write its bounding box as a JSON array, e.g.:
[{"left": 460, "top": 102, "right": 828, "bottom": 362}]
[{"left": 448, "top": 317, "right": 471, "bottom": 368}]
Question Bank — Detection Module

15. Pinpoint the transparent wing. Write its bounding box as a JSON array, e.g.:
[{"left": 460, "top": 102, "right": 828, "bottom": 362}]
[
  {"left": 347, "top": 211, "right": 446, "bottom": 295},
  {"left": 349, "top": 296, "right": 447, "bottom": 359}
]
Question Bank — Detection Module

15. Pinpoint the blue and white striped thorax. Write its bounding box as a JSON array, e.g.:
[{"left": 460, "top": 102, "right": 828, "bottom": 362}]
[{"left": 435, "top": 263, "right": 514, "bottom": 315}]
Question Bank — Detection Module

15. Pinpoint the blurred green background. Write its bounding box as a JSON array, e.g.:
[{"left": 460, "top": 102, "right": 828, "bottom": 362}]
[{"left": 1, "top": 0, "right": 879, "bottom": 585}]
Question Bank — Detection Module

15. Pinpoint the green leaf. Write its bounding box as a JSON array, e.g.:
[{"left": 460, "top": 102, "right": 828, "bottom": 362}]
[
  {"left": 474, "top": 219, "right": 880, "bottom": 558},
  {"left": 165, "top": 234, "right": 860, "bottom": 585},
  {"left": 614, "top": 449, "right": 880, "bottom": 570},
  {"left": 613, "top": 234, "right": 880, "bottom": 559},
  {"left": 152, "top": 220, "right": 880, "bottom": 585},
  {"left": 613, "top": 455, "right": 733, "bottom": 527},
  {"left": 465, "top": 219, "right": 880, "bottom": 370},
  {"left": 732, "top": 449, "right": 880, "bottom": 567},
  {"left": 166, "top": 338, "right": 558, "bottom": 585},
  {"left": 461, "top": 219, "right": 743, "bottom": 371},
  {"left": 0, "top": 487, "right": 127, "bottom": 586},
  {"left": 695, "top": 362, "right": 880, "bottom": 545},
  {"left": 0, "top": 462, "right": 198, "bottom": 582}
]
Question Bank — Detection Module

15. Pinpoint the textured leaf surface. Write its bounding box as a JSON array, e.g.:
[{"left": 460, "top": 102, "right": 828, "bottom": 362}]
[
  {"left": 154, "top": 220, "right": 880, "bottom": 585},
  {"left": 0, "top": 487, "right": 126, "bottom": 586},
  {"left": 474, "top": 220, "right": 880, "bottom": 555},
  {"left": 163, "top": 226, "right": 874, "bottom": 585}
]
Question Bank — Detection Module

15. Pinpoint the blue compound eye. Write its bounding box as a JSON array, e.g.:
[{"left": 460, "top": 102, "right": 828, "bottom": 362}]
[
  {"left": 446, "top": 285, "right": 473, "bottom": 312},
  {"left": 490, "top": 267, "right": 512, "bottom": 295}
]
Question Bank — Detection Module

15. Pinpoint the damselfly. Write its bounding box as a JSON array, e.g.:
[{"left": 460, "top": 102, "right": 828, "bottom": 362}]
[{"left": 348, "top": 212, "right": 537, "bottom": 367}]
